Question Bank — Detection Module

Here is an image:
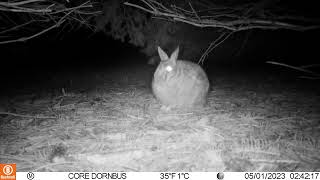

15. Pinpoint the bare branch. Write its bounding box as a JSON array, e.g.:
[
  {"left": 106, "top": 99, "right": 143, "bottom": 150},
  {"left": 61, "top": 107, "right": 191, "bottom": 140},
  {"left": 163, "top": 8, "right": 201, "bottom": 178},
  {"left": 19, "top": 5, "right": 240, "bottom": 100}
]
[
  {"left": 0, "top": 20, "right": 35, "bottom": 34},
  {"left": 267, "top": 61, "right": 320, "bottom": 78},
  {"left": 0, "top": 19, "right": 66, "bottom": 44},
  {"left": 198, "top": 31, "right": 234, "bottom": 64},
  {"left": 124, "top": 2, "right": 155, "bottom": 15},
  {"left": 0, "top": 0, "right": 45, "bottom": 6},
  {"left": 189, "top": 2, "right": 201, "bottom": 22},
  {"left": 0, "top": 0, "right": 100, "bottom": 44},
  {"left": 124, "top": 0, "right": 320, "bottom": 32}
]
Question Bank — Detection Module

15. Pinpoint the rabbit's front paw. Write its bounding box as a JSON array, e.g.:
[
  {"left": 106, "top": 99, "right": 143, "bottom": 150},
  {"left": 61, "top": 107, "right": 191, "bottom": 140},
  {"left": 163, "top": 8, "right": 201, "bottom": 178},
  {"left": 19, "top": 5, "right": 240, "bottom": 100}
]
[{"left": 160, "top": 105, "right": 172, "bottom": 111}]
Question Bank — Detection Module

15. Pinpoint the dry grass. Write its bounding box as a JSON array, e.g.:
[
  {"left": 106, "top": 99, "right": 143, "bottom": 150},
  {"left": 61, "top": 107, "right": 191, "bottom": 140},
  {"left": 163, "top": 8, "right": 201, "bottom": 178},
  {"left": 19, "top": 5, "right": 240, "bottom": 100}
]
[{"left": 0, "top": 65, "right": 319, "bottom": 171}]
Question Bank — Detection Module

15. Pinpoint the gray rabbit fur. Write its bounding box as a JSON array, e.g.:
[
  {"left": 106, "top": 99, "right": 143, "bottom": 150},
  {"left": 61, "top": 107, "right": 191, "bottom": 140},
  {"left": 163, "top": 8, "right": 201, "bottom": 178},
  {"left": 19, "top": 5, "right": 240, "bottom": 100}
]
[{"left": 152, "top": 46, "right": 210, "bottom": 109}]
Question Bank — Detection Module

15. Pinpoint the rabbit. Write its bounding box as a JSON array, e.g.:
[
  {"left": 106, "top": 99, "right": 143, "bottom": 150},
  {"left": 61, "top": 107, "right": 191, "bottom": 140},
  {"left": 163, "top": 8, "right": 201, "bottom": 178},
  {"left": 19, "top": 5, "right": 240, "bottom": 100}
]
[{"left": 152, "top": 46, "right": 210, "bottom": 109}]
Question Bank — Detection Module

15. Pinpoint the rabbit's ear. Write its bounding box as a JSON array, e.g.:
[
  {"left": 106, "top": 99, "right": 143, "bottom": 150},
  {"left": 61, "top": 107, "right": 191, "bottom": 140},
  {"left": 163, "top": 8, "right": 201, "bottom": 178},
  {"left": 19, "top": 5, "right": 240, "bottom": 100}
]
[
  {"left": 158, "top": 46, "right": 169, "bottom": 61},
  {"left": 170, "top": 46, "right": 179, "bottom": 62}
]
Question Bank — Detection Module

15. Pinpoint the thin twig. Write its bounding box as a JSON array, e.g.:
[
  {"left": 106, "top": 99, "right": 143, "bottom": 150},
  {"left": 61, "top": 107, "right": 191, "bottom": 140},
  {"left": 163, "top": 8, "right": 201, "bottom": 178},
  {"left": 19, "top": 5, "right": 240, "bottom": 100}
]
[
  {"left": 0, "top": 112, "right": 56, "bottom": 119},
  {"left": 189, "top": 2, "right": 201, "bottom": 22},
  {"left": 300, "top": 64, "right": 320, "bottom": 69},
  {"left": 198, "top": 31, "right": 234, "bottom": 64},
  {"left": 0, "top": 20, "right": 35, "bottom": 34},
  {"left": 0, "top": 0, "right": 44, "bottom": 6},
  {"left": 48, "top": 1, "right": 93, "bottom": 15},
  {"left": 198, "top": 32, "right": 227, "bottom": 64},
  {"left": 0, "top": 19, "right": 65, "bottom": 44},
  {"left": 266, "top": 61, "right": 320, "bottom": 76},
  {"left": 124, "top": 2, "right": 155, "bottom": 15}
]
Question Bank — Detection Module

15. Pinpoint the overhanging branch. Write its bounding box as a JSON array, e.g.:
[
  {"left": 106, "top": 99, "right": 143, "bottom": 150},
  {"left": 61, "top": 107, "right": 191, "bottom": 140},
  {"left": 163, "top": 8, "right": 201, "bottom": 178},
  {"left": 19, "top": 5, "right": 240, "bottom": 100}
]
[
  {"left": 124, "top": 0, "right": 320, "bottom": 32},
  {"left": 0, "top": 0, "right": 101, "bottom": 44}
]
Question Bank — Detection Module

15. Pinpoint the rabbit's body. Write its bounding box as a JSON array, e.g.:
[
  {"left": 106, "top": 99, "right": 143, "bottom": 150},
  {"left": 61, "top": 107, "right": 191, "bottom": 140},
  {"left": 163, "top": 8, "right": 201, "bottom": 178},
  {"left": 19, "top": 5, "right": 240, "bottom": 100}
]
[{"left": 152, "top": 46, "right": 209, "bottom": 109}]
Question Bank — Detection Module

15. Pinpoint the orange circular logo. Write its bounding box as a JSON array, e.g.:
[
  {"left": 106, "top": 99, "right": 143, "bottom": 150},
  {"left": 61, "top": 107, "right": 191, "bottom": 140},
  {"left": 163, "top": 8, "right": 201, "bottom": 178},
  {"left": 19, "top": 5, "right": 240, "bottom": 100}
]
[{"left": 3, "top": 165, "right": 13, "bottom": 175}]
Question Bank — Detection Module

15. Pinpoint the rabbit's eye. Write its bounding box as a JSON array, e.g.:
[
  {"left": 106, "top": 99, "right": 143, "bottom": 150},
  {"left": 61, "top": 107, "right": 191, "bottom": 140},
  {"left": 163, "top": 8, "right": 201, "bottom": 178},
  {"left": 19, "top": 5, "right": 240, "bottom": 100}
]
[{"left": 165, "top": 65, "right": 173, "bottom": 72}]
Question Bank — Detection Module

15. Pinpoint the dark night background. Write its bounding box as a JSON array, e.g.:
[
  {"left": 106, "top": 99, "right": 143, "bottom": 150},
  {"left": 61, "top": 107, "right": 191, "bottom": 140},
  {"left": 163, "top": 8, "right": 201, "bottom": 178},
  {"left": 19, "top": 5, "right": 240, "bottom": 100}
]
[{"left": 0, "top": 0, "right": 320, "bottom": 95}]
